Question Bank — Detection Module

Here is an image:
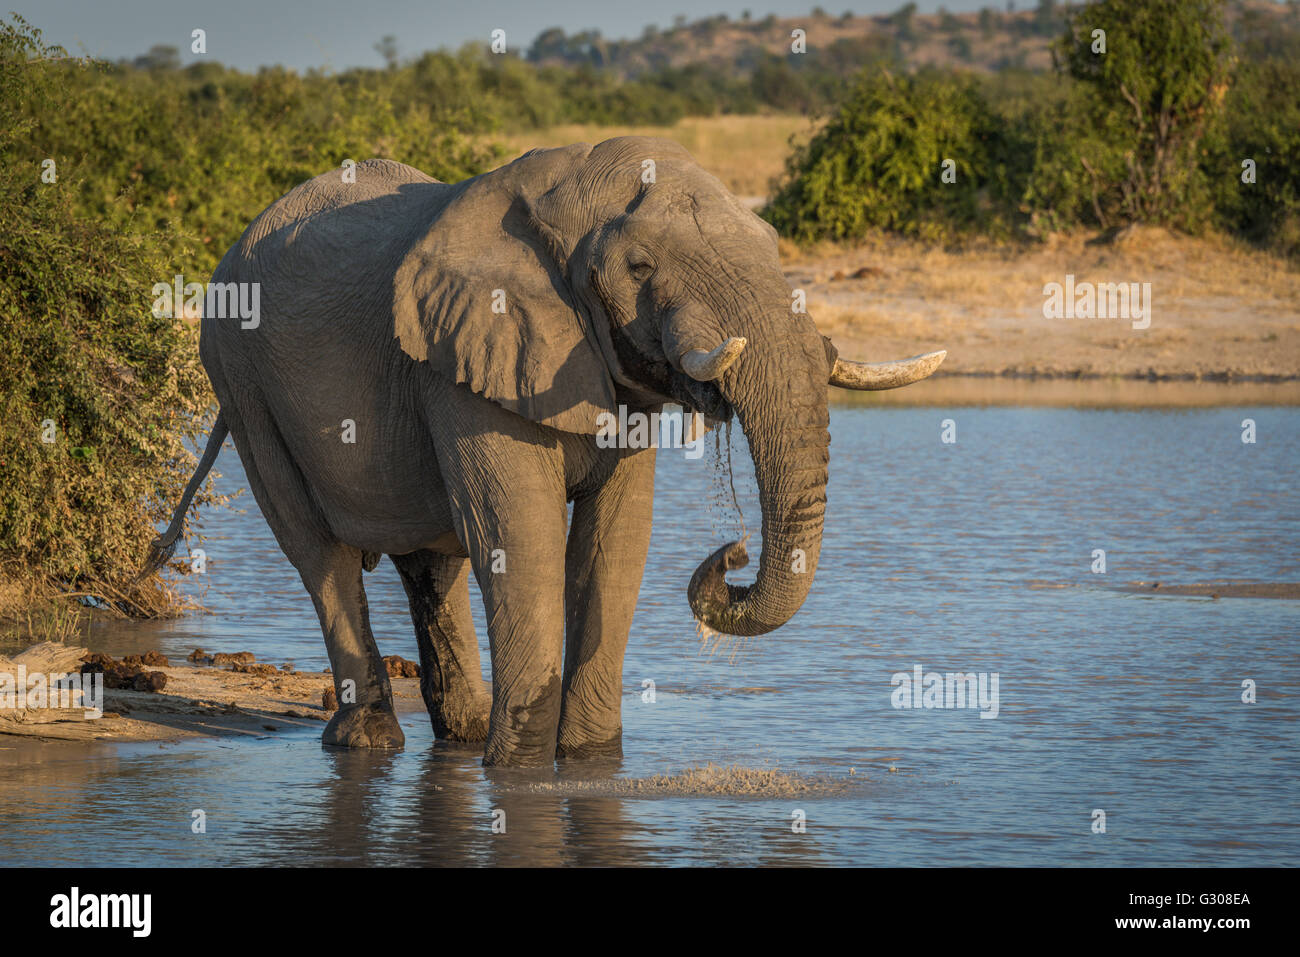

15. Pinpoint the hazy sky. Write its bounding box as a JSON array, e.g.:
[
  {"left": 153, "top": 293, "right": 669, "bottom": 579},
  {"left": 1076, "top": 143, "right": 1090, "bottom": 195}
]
[{"left": 26, "top": 0, "right": 1013, "bottom": 71}]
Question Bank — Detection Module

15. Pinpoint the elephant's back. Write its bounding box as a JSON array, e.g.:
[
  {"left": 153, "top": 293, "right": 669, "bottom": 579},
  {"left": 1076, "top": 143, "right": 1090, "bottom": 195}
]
[
  {"left": 204, "top": 159, "right": 455, "bottom": 359},
  {"left": 233, "top": 159, "right": 450, "bottom": 273},
  {"left": 200, "top": 158, "right": 452, "bottom": 413},
  {"left": 198, "top": 162, "right": 454, "bottom": 545}
]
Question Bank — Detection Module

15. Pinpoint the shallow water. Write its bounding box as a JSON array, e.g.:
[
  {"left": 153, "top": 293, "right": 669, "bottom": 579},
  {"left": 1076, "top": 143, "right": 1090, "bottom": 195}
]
[{"left": 3, "top": 398, "right": 1297, "bottom": 866}]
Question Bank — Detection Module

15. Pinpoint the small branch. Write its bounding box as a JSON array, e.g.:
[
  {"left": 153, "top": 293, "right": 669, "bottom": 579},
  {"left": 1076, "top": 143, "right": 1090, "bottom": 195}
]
[{"left": 1079, "top": 156, "right": 1109, "bottom": 229}]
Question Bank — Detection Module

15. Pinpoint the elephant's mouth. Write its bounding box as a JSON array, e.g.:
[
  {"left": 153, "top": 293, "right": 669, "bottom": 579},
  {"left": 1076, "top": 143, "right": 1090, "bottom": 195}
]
[
  {"left": 669, "top": 370, "right": 732, "bottom": 422},
  {"left": 606, "top": 323, "right": 733, "bottom": 421}
]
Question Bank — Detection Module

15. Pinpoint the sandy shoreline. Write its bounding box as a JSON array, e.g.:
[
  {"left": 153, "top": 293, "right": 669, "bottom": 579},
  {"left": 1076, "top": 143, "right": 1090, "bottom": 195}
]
[
  {"left": 0, "top": 650, "right": 423, "bottom": 744},
  {"left": 829, "top": 375, "right": 1300, "bottom": 406},
  {"left": 796, "top": 228, "right": 1300, "bottom": 388}
]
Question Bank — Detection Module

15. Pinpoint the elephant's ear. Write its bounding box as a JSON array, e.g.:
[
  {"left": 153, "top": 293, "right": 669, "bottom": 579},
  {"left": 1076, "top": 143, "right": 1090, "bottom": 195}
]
[{"left": 392, "top": 145, "right": 616, "bottom": 435}]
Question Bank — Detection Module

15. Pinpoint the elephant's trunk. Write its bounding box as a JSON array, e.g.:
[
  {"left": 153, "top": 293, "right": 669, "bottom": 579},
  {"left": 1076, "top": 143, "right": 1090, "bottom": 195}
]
[{"left": 687, "top": 321, "right": 829, "bottom": 637}]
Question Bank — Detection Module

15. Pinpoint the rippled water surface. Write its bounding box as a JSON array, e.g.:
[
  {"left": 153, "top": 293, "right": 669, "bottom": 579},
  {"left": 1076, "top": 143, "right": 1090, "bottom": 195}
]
[{"left": 2, "top": 400, "right": 1297, "bottom": 866}]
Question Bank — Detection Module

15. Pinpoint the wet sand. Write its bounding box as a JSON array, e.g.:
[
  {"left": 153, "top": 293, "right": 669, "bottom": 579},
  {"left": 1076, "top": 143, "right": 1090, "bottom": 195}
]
[{"left": 1112, "top": 581, "right": 1300, "bottom": 599}]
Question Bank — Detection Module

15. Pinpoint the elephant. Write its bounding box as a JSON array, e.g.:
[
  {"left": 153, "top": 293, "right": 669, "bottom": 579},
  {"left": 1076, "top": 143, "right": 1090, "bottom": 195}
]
[{"left": 146, "top": 137, "right": 946, "bottom": 767}]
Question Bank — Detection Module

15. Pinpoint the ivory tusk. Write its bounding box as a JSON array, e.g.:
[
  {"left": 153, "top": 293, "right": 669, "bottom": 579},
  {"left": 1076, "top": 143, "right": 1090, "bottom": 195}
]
[
  {"left": 828, "top": 349, "right": 947, "bottom": 391},
  {"left": 680, "top": 337, "right": 747, "bottom": 382}
]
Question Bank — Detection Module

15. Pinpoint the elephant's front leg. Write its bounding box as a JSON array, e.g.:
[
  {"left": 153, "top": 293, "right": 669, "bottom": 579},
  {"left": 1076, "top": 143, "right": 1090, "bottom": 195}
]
[
  {"left": 434, "top": 417, "right": 569, "bottom": 767},
  {"left": 474, "top": 497, "right": 568, "bottom": 766},
  {"left": 558, "top": 446, "right": 657, "bottom": 759}
]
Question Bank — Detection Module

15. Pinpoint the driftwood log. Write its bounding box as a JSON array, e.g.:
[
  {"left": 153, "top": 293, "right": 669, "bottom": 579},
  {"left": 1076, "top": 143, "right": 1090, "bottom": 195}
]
[
  {"left": 0, "top": 642, "right": 98, "bottom": 733},
  {"left": 0, "top": 641, "right": 88, "bottom": 674}
]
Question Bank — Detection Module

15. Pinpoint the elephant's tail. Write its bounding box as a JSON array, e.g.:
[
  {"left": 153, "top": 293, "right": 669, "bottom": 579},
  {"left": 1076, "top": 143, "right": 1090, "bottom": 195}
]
[{"left": 137, "top": 411, "right": 229, "bottom": 581}]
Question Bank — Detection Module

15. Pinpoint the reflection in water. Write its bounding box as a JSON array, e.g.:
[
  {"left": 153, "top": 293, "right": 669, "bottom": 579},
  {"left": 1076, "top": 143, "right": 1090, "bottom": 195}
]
[
  {"left": 0, "top": 718, "right": 843, "bottom": 866},
  {"left": 1, "top": 404, "right": 1297, "bottom": 865}
]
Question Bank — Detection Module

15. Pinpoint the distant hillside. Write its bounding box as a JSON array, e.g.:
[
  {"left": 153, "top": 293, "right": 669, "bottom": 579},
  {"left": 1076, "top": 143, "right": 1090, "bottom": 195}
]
[{"left": 526, "top": 0, "right": 1300, "bottom": 78}]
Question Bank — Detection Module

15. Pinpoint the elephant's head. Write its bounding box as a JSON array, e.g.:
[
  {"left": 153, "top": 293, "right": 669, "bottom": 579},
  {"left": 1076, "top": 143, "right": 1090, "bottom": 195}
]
[{"left": 393, "top": 136, "right": 945, "bottom": 637}]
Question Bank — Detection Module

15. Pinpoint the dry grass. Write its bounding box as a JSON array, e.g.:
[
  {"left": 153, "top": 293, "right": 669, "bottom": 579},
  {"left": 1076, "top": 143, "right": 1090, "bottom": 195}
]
[
  {"left": 0, "top": 561, "right": 196, "bottom": 646},
  {"left": 0, "top": 574, "right": 91, "bottom": 645},
  {"left": 491, "top": 114, "right": 818, "bottom": 198}
]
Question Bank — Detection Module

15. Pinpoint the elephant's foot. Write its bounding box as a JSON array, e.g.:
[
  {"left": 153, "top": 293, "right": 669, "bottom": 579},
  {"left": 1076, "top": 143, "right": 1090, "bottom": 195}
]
[
  {"left": 481, "top": 740, "right": 555, "bottom": 767},
  {"left": 556, "top": 730, "right": 623, "bottom": 761},
  {"left": 557, "top": 702, "right": 623, "bottom": 760},
  {"left": 480, "top": 675, "right": 562, "bottom": 767},
  {"left": 429, "top": 691, "right": 492, "bottom": 743},
  {"left": 480, "top": 712, "right": 559, "bottom": 767},
  {"left": 322, "top": 703, "right": 405, "bottom": 749}
]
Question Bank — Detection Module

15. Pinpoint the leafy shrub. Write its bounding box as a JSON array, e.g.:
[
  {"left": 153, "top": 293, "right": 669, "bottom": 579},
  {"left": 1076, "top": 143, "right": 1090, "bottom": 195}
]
[
  {"left": 32, "top": 54, "right": 500, "bottom": 278},
  {"left": 0, "top": 17, "right": 217, "bottom": 614},
  {"left": 764, "top": 69, "right": 1030, "bottom": 242},
  {"left": 1205, "top": 55, "right": 1300, "bottom": 259},
  {"left": 765, "top": 0, "right": 1299, "bottom": 252}
]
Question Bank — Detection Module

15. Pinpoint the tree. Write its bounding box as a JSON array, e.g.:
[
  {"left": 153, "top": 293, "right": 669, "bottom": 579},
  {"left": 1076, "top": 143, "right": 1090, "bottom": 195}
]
[
  {"left": 527, "top": 27, "right": 568, "bottom": 62},
  {"left": 374, "top": 35, "right": 398, "bottom": 70},
  {"left": 132, "top": 43, "right": 179, "bottom": 71},
  {"left": 1056, "top": 0, "right": 1232, "bottom": 227},
  {"left": 890, "top": 3, "right": 919, "bottom": 44}
]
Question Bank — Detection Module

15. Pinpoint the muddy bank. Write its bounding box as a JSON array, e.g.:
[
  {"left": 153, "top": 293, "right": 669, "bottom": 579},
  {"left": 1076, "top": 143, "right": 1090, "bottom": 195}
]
[{"left": 1113, "top": 581, "right": 1300, "bottom": 599}]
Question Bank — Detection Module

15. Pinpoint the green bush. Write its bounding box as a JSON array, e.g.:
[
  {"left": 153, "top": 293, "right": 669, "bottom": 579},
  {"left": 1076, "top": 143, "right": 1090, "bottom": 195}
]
[
  {"left": 764, "top": 69, "right": 1030, "bottom": 242},
  {"left": 764, "top": 0, "right": 1300, "bottom": 253},
  {"left": 1205, "top": 55, "right": 1300, "bottom": 259},
  {"left": 32, "top": 53, "right": 500, "bottom": 278},
  {"left": 0, "top": 17, "right": 217, "bottom": 613}
]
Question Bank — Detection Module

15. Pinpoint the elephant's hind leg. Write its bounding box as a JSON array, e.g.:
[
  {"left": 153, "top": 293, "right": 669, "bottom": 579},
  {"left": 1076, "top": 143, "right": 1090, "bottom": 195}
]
[
  {"left": 307, "top": 547, "right": 404, "bottom": 749},
  {"left": 220, "top": 402, "right": 403, "bottom": 750},
  {"left": 391, "top": 550, "right": 491, "bottom": 742}
]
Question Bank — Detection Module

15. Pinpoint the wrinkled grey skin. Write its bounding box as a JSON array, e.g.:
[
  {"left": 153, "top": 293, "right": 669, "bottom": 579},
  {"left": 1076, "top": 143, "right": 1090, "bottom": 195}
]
[{"left": 156, "top": 137, "right": 887, "bottom": 767}]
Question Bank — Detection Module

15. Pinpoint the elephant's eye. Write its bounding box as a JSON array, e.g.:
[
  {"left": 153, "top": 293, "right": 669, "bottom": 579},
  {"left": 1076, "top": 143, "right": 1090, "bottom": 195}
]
[{"left": 628, "top": 257, "right": 655, "bottom": 282}]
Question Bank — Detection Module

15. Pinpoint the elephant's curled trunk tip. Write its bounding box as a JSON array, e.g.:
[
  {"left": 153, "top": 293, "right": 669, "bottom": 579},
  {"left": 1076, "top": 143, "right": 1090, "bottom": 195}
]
[{"left": 689, "top": 537, "right": 773, "bottom": 637}]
